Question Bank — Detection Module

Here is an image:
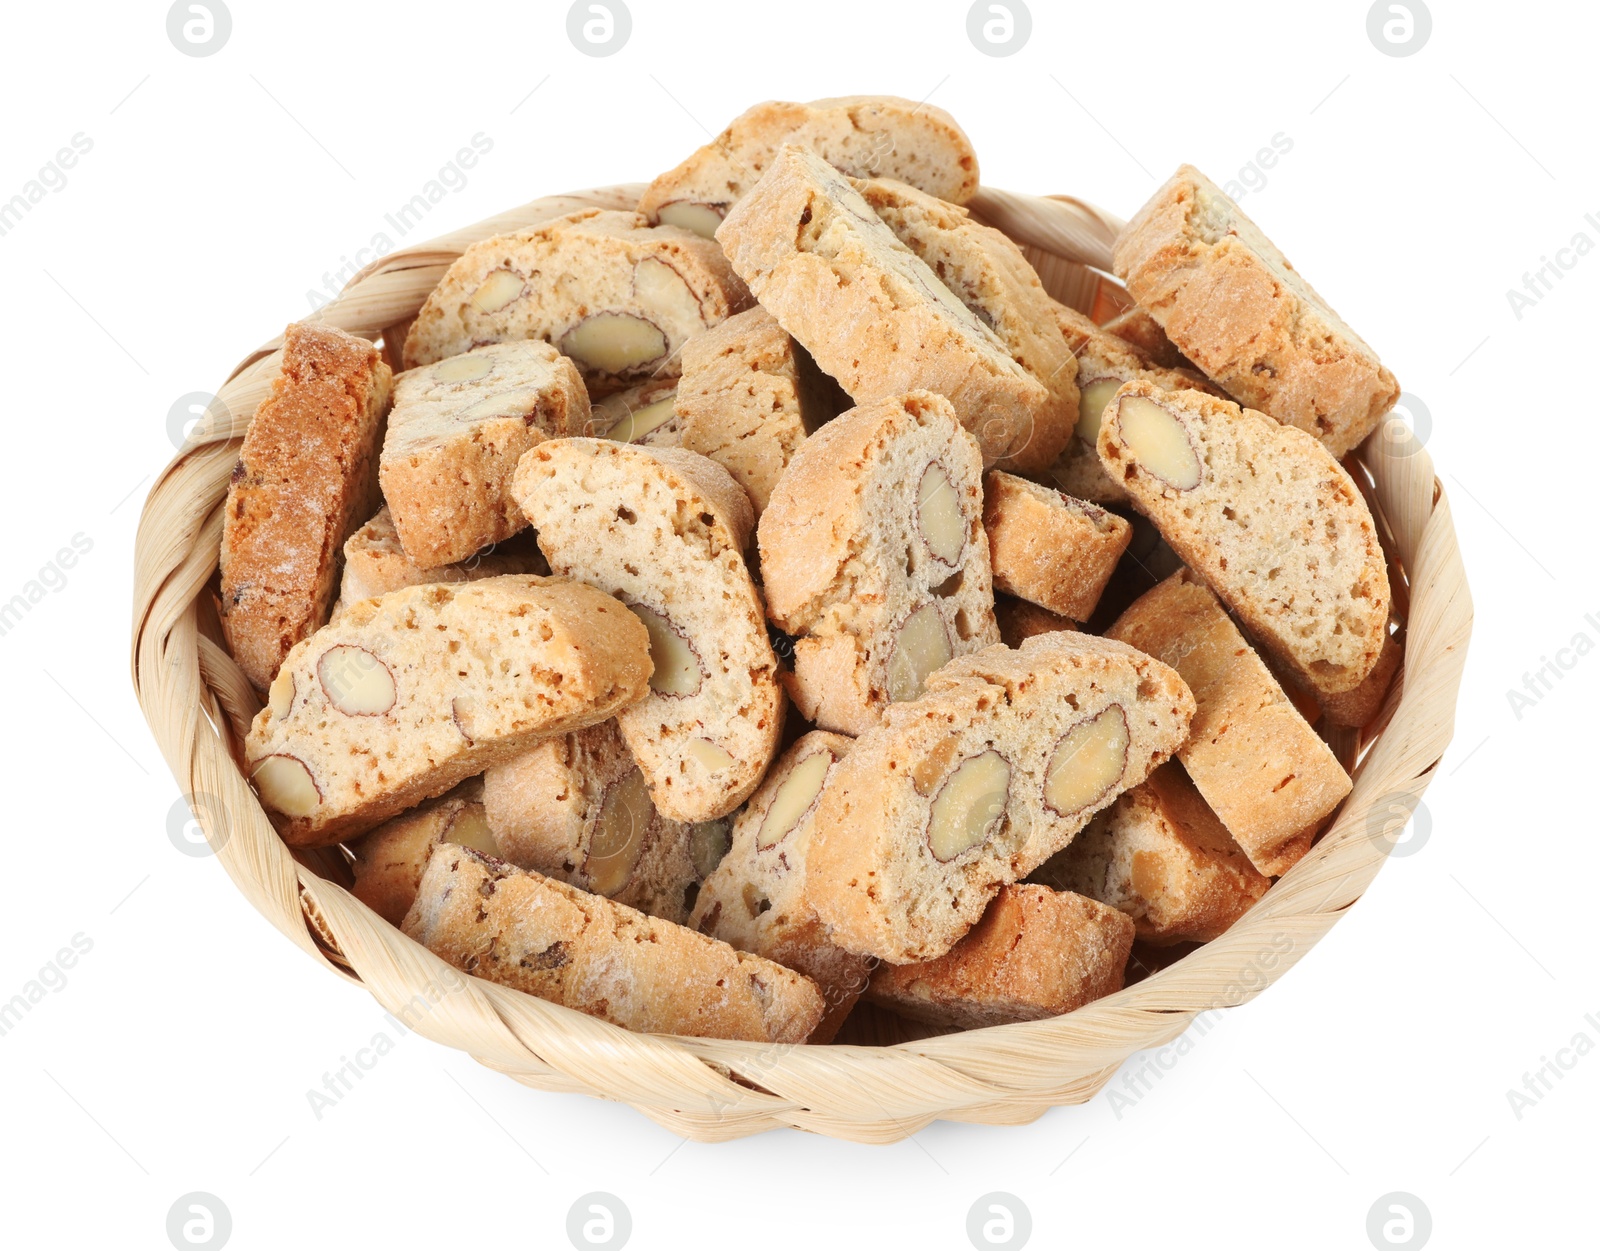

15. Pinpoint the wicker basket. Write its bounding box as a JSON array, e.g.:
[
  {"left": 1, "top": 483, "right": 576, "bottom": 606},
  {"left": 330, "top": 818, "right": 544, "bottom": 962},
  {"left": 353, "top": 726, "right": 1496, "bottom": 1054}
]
[{"left": 131, "top": 182, "right": 1472, "bottom": 1143}]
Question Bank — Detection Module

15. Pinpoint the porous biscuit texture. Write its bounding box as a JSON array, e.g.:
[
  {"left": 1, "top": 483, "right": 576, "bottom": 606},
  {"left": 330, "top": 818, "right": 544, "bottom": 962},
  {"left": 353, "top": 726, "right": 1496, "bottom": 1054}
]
[
  {"left": 1113, "top": 165, "right": 1399, "bottom": 457},
  {"left": 1099, "top": 379, "right": 1390, "bottom": 696},
  {"left": 1107, "top": 570, "right": 1351, "bottom": 876},
  {"left": 806, "top": 632, "right": 1194, "bottom": 962},
  {"left": 758, "top": 391, "right": 999, "bottom": 736},
  {"left": 867, "top": 885, "right": 1134, "bottom": 1030},
  {"left": 638, "top": 95, "right": 979, "bottom": 235},
  {"left": 512, "top": 439, "right": 784, "bottom": 821},
  {"left": 402, "top": 209, "right": 749, "bottom": 389},
  {"left": 403, "top": 844, "right": 824, "bottom": 1043},
  {"left": 716, "top": 146, "right": 1049, "bottom": 468},
  {"left": 348, "top": 783, "right": 498, "bottom": 925},
  {"left": 982, "top": 471, "right": 1131, "bottom": 622},
  {"left": 1031, "top": 763, "right": 1270, "bottom": 944},
  {"left": 676, "top": 306, "right": 846, "bottom": 515},
  {"left": 243, "top": 575, "right": 651, "bottom": 845},
  {"left": 855, "top": 177, "right": 1078, "bottom": 475},
  {"left": 690, "top": 731, "right": 871, "bottom": 1042},
  {"left": 483, "top": 718, "right": 707, "bottom": 926},
  {"left": 220, "top": 322, "right": 392, "bottom": 690}
]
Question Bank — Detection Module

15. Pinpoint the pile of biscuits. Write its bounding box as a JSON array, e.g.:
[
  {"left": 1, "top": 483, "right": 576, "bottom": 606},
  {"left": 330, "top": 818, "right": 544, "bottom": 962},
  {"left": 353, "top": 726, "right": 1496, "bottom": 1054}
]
[{"left": 219, "top": 96, "right": 1401, "bottom": 1046}]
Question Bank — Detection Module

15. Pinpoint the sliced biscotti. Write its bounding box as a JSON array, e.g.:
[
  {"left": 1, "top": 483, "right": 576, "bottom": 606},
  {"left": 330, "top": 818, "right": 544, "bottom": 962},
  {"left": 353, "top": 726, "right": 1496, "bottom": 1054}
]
[
  {"left": 1319, "top": 630, "right": 1402, "bottom": 727},
  {"left": 806, "top": 632, "right": 1194, "bottom": 962},
  {"left": 401, "top": 209, "right": 749, "bottom": 389},
  {"left": 689, "top": 731, "right": 871, "bottom": 1043},
  {"left": 855, "top": 177, "right": 1079, "bottom": 475},
  {"left": 512, "top": 439, "right": 783, "bottom": 821},
  {"left": 867, "top": 885, "right": 1134, "bottom": 1029},
  {"left": 639, "top": 95, "right": 978, "bottom": 237},
  {"left": 335, "top": 506, "right": 546, "bottom": 612},
  {"left": 482, "top": 719, "right": 714, "bottom": 926},
  {"left": 717, "top": 146, "right": 1050, "bottom": 468},
  {"left": 1098, "top": 379, "right": 1391, "bottom": 697},
  {"left": 994, "top": 596, "right": 1073, "bottom": 648},
  {"left": 404, "top": 844, "right": 823, "bottom": 1043},
  {"left": 1113, "top": 165, "right": 1399, "bottom": 456},
  {"left": 220, "top": 322, "right": 392, "bottom": 690},
  {"left": 243, "top": 575, "right": 651, "bottom": 846},
  {"left": 1031, "top": 763, "right": 1270, "bottom": 944},
  {"left": 590, "top": 378, "right": 682, "bottom": 446},
  {"left": 676, "top": 306, "right": 847, "bottom": 515},
  {"left": 1100, "top": 305, "right": 1191, "bottom": 370},
  {"left": 378, "top": 342, "right": 588, "bottom": 568},
  {"left": 758, "top": 391, "right": 1000, "bottom": 736},
  {"left": 982, "top": 471, "right": 1131, "bottom": 622},
  {"left": 1049, "top": 303, "right": 1217, "bottom": 505},
  {"left": 1108, "top": 569, "right": 1350, "bottom": 875},
  {"left": 348, "top": 783, "right": 498, "bottom": 925}
]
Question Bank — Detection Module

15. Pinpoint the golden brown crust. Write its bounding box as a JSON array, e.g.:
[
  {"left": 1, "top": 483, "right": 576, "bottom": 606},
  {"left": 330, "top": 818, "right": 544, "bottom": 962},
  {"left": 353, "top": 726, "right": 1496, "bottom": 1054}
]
[
  {"left": 220, "top": 323, "right": 392, "bottom": 690},
  {"left": 982, "top": 471, "right": 1131, "bottom": 621},
  {"left": 403, "top": 844, "right": 824, "bottom": 1043},
  {"left": 1112, "top": 165, "right": 1399, "bottom": 457},
  {"left": 867, "top": 885, "right": 1133, "bottom": 1029},
  {"left": 1107, "top": 570, "right": 1350, "bottom": 876},
  {"left": 1319, "top": 630, "right": 1403, "bottom": 727}
]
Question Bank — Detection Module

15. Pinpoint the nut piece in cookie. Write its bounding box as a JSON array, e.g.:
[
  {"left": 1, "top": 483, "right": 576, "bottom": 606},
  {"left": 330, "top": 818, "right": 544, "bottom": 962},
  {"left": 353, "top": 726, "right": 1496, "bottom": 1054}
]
[
  {"left": 402, "top": 209, "right": 749, "bottom": 390},
  {"left": 1107, "top": 569, "right": 1351, "bottom": 876},
  {"left": 403, "top": 843, "right": 823, "bottom": 1043},
  {"left": 805, "top": 632, "right": 1194, "bottom": 963},
  {"left": 638, "top": 95, "right": 979, "bottom": 236},
  {"left": 512, "top": 439, "right": 784, "bottom": 822},
  {"left": 690, "top": 731, "right": 871, "bottom": 1042},
  {"left": 348, "top": 783, "right": 498, "bottom": 925},
  {"left": 380, "top": 342, "right": 589, "bottom": 568},
  {"left": 982, "top": 471, "right": 1131, "bottom": 623},
  {"left": 1098, "top": 380, "right": 1391, "bottom": 698},
  {"left": 677, "top": 306, "right": 849, "bottom": 516},
  {"left": 1112, "top": 165, "right": 1399, "bottom": 457},
  {"left": 855, "top": 176, "right": 1079, "bottom": 476},
  {"left": 219, "top": 322, "right": 392, "bottom": 691},
  {"left": 483, "top": 718, "right": 713, "bottom": 926},
  {"left": 716, "top": 145, "right": 1049, "bottom": 468},
  {"left": 589, "top": 378, "right": 683, "bottom": 447},
  {"left": 867, "top": 885, "right": 1134, "bottom": 1030},
  {"left": 758, "top": 391, "right": 1000, "bottom": 736},
  {"left": 1031, "top": 763, "right": 1271, "bottom": 944},
  {"left": 244, "top": 575, "right": 651, "bottom": 846}
]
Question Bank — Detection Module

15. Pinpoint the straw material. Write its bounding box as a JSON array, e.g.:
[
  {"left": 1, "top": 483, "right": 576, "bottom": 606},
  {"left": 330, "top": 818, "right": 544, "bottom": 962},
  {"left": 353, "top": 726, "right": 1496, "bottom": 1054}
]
[{"left": 131, "top": 182, "right": 1471, "bottom": 1143}]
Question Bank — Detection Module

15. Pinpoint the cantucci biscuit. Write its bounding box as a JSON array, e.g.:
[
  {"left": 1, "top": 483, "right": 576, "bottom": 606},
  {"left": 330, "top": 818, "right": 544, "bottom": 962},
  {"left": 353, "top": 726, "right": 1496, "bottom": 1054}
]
[
  {"left": 1032, "top": 763, "right": 1270, "bottom": 944},
  {"left": 1098, "top": 380, "right": 1391, "bottom": 697},
  {"left": 689, "top": 731, "right": 872, "bottom": 1043},
  {"left": 982, "top": 471, "right": 1131, "bottom": 622},
  {"left": 677, "top": 306, "right": 847, "bottom": 515},
  {"left": 244, "top": 575, "right": 651, "bottom": 846},
  {"left": 379, "top": 341, "right": 588, "bottom": 568},
  {"left": 334, "top": 506, "right": 546, "bottom": 614},
  {"left": 806, "top": 632, "right": 1194, "bottom": 962},
  {"left": 855, "top": 176, "right": 1078, "bottom": 475},
  {"left": 348, "top": 783, "right": 498, "bottom": 925},
  {"left": 638, "top": 95, "right": 978, "bottom": 237},
  {"left": 1050, "top": 302, "right": 1218, "bottom": 505},
  {"left": 867, "top": 885, "right": 1133, "bottom": 1029},
  {"left": 590, "top": 377, "right": 682, "bottom": 446},
  {"left": 512, "top": 439, "right": 784, "bottom": 821},
  {"left": 1100, "top": 305, "right": 1191, "bottom": 370},
  {"left": 716, "top": 146, "right": 1049, "bottom": 468},
  {"left": 483, "top": 718, "right": 717, "bottom": 926},
  {"left": 758, "top": 391, "right": 1000, "bottom": 736},
  {"left": 1318, "top": 630, "right": 1402, "bottom": 727},
  {"left": 220, "top": 322, "right": 392, "bottom": 690},
  {"left": 1113, "top": 165, "right": 1399, "bottom": 456},
  {"left": 404, "top": 843, "right": 823, "bottom": 1043},
  {"left": 1107, "top": 569, "right": 1351, "bottom": 875},
  {"left": 402, "top": 209, "right": 749, "bottom": 389}
]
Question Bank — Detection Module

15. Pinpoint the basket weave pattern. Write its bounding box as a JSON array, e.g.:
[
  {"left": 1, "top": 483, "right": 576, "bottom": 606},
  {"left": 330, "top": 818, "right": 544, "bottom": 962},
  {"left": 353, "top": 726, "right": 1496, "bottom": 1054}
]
[{"left": 131, "top": 184, "right": 1472, "bottom": 1142}]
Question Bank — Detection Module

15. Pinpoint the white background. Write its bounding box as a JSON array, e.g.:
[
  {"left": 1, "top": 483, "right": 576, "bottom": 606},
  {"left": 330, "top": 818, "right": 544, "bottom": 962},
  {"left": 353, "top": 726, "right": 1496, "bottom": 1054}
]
[{"left": 1, "top": 1, "right": 1592, "bottom": 1247}]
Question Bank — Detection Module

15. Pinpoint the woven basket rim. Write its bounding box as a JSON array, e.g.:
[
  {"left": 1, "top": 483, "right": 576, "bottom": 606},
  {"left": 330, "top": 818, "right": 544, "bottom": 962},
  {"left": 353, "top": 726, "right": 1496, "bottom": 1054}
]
[{"left": 130, "top": 181, "right": 1473, "bottom": 1143}]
